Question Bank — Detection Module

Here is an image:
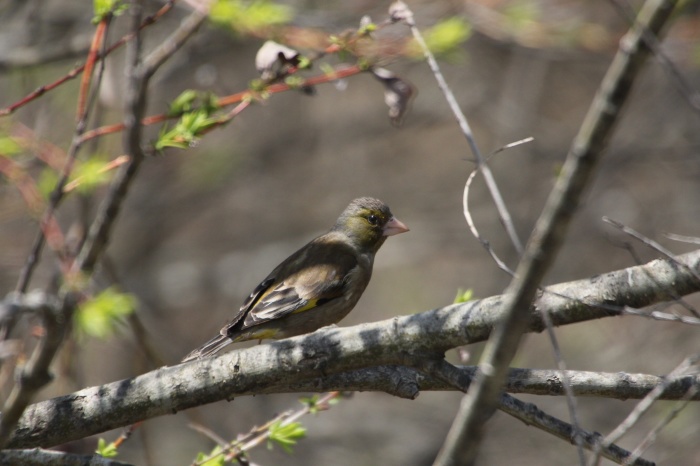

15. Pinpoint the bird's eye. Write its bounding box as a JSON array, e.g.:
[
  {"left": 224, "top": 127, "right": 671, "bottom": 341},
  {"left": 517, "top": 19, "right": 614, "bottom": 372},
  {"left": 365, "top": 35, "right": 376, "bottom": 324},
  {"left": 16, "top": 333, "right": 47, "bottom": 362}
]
[{"left": 367, "top": 214, "right": 379, "bottom": 225}]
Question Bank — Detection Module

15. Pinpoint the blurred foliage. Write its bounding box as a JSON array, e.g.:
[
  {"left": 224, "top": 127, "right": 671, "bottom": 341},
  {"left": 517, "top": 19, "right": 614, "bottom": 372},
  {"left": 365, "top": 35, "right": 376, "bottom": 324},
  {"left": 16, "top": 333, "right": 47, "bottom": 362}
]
[
  {"left": 267, "top": 421, "right": 306, "bottom": 454},
  {"left": 0, "top": 136, "right": 23, "bottom": 156},
  {"left": 70, "top": 155, "right": 112, "bottom": 194},
  {"left": 92, "top": 0, "right": 127, "bottom": 22},
  {"left": 503, "top": 0, "right": 540, "bottom": 31},
  {"left": 76, "top": 286, "right": 136, "bottom": 339},
  {"left": 408, "top": 17, "right": 472, "bottom": 59},
  {"left": 209, "top": 0, "right": 294, "bottom": 34},
  {"left": 37, "top": 155, "right": 114, "bottom": 198}
]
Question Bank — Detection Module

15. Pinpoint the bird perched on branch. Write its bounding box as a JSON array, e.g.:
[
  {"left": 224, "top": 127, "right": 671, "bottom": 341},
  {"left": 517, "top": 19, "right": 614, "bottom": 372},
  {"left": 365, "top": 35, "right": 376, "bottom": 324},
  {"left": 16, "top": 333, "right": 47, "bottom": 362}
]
[{"left": 182, "top": 197, "right": 409, "bottom": 362}]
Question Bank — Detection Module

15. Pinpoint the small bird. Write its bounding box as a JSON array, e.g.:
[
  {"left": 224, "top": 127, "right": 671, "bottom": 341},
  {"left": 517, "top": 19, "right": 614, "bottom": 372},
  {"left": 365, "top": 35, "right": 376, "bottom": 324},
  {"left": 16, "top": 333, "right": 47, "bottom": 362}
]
[{"left": 182, "top": 197, "right": 408, "bottom": 362}]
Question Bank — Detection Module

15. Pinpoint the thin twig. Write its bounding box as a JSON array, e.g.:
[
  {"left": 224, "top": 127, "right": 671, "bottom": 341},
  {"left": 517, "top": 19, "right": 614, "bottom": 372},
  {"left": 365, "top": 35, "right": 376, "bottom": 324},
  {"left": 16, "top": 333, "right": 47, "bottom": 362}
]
[
  {"left": 0, "top": 1, "right": 177, "bottom": 117},
  {"left": 0, "top": 7, "right": 122, "bottom": 447},
  {"left": 604, "top": 217, "right": 700, "bottom": 317},
  {"left": 623, "top": 382, "right": 699, "bottom": 465},
  {"left": 414, "top": 358, "right": 654, "bottom": 465},
  {"left": 622, "top": 306, "right": 700, "bottom": 325},
  {"left": 664, "top": 233, "right": 700, "bottom": 245},
  {"left": 604, "top": 217, "right": 700, "bottom": 284},
  {"left": 14, "top": 13, "right": 118, "bottom": 294},
  {"left": 608, "top": 0, "right": 700, "bottom": 116},
  {"left": 432, "top": 1, "right": 680, "bottom": 464},
  {"left": 589, "top": 354, "right": 699, "bottom": 466},
  {"left": 390, "top": 1, "right": 524, "bottom": 255},
  {"left": 538, "top": 309, "right": 586, "bottom": 465},
  {"left": 462, "top": 138, "right": 533, "bottom": 275}
]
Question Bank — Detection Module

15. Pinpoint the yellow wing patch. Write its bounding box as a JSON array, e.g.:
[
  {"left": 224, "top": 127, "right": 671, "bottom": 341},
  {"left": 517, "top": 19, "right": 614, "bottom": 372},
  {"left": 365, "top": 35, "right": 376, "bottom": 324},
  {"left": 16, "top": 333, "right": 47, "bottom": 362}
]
[{"left": 291, "top": 298, "right": 320, "bottom": 314}]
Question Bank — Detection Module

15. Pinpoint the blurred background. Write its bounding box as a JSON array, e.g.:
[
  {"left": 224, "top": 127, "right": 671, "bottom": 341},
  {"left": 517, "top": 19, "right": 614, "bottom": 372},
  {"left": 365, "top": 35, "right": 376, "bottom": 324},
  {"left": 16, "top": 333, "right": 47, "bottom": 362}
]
[{"left": 1, "top": 0, "right": 699, "bottom": 464}]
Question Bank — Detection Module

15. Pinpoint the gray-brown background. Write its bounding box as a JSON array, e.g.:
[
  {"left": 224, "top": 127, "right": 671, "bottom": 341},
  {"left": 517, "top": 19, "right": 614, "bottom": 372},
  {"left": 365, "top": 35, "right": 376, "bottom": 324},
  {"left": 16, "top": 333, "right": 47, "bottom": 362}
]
[{"left": 1, "top": 1, "right": 699, "bottom": 464}]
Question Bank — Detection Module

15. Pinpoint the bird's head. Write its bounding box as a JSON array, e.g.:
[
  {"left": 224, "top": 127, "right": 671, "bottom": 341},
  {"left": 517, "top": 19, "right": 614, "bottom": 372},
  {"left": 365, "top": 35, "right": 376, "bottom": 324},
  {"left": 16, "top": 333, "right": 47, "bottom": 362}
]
[{"left": 333, "top": 197, "right": 409, "bottom": 253}]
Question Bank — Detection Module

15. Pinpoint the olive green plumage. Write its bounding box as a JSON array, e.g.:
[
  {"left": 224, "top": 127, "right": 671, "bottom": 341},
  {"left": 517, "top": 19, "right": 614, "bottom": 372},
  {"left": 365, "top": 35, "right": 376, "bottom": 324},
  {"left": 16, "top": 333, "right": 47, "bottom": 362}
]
[{"left": 182, "top": 197, "right": 408, "bottom": 362}]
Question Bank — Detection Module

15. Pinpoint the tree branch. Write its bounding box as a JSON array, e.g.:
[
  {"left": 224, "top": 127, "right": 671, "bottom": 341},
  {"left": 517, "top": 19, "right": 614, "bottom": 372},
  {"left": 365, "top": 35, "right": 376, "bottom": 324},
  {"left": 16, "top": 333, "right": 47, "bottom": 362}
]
[
  {"left": 0, "top": 448, "right": 133, "bottom": 466},
  {"left": 4, "top": 250, "right": 700, "bottom": 448},
  {"left": 434, "top": 1, "right": 680, "bottom": 464}
]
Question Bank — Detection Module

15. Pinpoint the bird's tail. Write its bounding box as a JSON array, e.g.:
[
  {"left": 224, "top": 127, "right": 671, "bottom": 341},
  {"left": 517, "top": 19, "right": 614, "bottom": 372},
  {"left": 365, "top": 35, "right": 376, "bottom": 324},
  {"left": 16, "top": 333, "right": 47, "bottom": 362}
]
[{"left": 182, "top": 333, "right": 233, "bottom": 362}]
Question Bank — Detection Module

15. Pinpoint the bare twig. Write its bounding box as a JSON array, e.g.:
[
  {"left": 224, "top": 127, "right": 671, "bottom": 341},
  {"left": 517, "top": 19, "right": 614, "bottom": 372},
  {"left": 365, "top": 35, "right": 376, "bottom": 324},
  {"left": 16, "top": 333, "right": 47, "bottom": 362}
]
[
  {"left": 589, "top": 354, "right": 699, "bottom": 466},
  {"left": 462, "top": 139, "right": 534, "bottom": 275},
  {"left": 665, "top": 233, "right": 700, "bottom": 245},
  {"left": 604, "top": 217, "right": 700, "bottom": 317},
  {"left": 623, "top": 382, "right": 700, "bottom": 465},
  {"left": 622, "top": 306, "right": 700, "bottom": 325},
  {"left": 390, "top": 1, "right": 524, "bottom": 255},
  {"left": 608, "top": 0, "right": 700, "bottom": 116},
  {"left": 414, "top": 358, "right": 653, "bottom": 465},
  {"left": 538, "top": 308, "right": 586, "bottom": 465},
  {"left": 0, "top": 1, "right": 177, "bottom": 117},
  {"left": 499, "top": 394, "right": 654, "bottom": 466},
  {"left": 604, "top": 217, "right": 700, "bottom": 285},
  {"left": 432, "top": 1, "right": 680, "bottom": 464}
]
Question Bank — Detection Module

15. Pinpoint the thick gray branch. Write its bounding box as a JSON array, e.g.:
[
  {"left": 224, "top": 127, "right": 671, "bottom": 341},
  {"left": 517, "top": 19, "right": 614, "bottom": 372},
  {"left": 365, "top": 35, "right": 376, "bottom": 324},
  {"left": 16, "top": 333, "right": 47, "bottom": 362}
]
[
  {"left": 0, "top": 448, "right": 132, "bottom": 466},
  {"left": 281, "top": 366, "right": 700, "bottom": 401},
  {"left": 5, "top": 250, "right": 700, "bottom": 448}
]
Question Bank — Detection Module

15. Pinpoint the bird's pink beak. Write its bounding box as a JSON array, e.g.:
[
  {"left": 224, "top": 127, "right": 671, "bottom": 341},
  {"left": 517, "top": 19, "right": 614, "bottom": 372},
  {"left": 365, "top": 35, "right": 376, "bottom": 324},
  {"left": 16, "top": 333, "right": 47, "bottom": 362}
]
[{"left": 382, "top": 217, "right": 409, "bottom": 236}]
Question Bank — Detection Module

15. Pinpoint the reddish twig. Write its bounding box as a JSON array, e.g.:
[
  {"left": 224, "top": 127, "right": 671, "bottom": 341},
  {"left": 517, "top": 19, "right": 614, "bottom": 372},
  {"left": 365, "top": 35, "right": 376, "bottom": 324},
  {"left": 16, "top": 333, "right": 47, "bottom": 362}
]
[
  {"left": 76, "top": 18, "right": 109, "bottom": 121},
  {"left": 79, "top": 64, "right": 364, "bottom": 144},
  {"left": 0, "top": 1, "right": 176, "bottom": 117}
]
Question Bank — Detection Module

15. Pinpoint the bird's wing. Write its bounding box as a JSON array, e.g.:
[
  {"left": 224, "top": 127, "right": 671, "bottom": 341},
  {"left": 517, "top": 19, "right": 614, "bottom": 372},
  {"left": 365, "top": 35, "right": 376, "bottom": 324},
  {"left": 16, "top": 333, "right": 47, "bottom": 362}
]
[{"left": 238, "top": 239, "right": 360, "bottom": 330}]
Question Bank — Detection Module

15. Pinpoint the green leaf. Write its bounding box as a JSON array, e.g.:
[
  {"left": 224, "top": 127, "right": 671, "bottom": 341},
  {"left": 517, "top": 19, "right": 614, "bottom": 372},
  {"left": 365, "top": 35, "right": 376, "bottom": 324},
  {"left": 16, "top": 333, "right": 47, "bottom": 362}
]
[
  {"left": 210, "top": 0, "right": 293, "bottom": 34},
  {"left": 453, "top": 288, "right": 474, "bottom": 304},
  {"left": 71, "top": 156, "right": 112, "bottom": 194},
  {"left": 93, "top": 0, "right": 127, "bottom": 22},
  {"left": 156, "top": 107, "right": 223, "bottom": 152},
  {"left": 195, "top": 446, "right": 226, "bottom": 466},
  {"left": 420, "top": 17, "right": 472, "bottom": 57},
  {"left": 168, "top": 90, "right": 199, "bottom": 116},
  {"left": 0, "top": 136, "right": 23, "bottom": 156},
  {"left": 267, "top": 421, "right": 306, "bottom": 453},
  {"left": 96, "top": 438, "right": 119, "bottom": 458},
  {"left": 76, "top": 287, "right": 137, "bottom": 339},
  {"left": 168, "top": 90, "right": 220, "bottom": 117}
]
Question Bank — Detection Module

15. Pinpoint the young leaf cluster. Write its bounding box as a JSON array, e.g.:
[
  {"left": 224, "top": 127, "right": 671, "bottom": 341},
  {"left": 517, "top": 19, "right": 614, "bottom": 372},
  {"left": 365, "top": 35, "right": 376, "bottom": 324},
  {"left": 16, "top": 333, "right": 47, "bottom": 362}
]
[{"left": 157, "top": 91, "right": 222, "bottom": 151}]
